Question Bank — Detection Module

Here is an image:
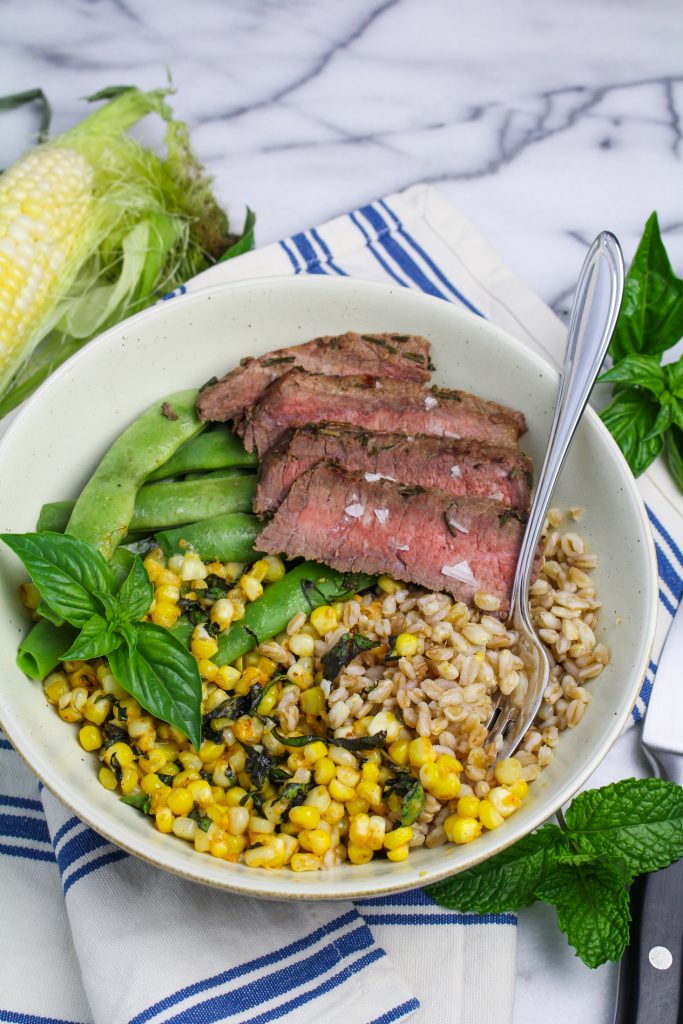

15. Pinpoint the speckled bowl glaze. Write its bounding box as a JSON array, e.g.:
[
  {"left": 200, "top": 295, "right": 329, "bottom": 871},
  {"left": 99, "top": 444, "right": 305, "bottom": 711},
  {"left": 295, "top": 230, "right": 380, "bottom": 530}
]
[{"left": 0, "top": 276, "right": 657, "bottom": 900}]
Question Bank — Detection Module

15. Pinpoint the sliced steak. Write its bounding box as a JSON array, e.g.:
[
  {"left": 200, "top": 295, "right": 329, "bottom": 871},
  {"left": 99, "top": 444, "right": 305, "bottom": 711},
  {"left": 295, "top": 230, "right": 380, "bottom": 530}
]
[
  {"left": 256, "top": 463, "right": 531, "bottom": 612},
  {"left": 255, "top": 423, "right": 532, "bottom": 515},
  {"left": 239, "top": 370, "right": 527, "bottom": 455},
  {"left": 197, "top": 332, "right": 432, "bottom": 422}
]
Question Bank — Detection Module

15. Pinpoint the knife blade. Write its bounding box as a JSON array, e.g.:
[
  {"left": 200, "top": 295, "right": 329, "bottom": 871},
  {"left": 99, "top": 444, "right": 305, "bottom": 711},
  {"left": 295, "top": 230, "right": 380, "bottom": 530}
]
[{"left": 614, "top": 599, "right": 683, "bottom": 1024}]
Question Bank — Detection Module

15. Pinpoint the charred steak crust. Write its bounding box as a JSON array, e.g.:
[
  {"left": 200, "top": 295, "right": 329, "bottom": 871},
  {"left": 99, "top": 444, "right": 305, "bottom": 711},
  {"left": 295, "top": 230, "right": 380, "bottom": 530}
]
[
  {"left": 254, "top": 423, "right": 533, "bottom": 515},
  {"left": 256, "top": 463, "right": 531, "bottom": 612},
  {"left": 196, "top": 331, "right": 432, "bottom": 422},
  {"left": 239, "top": 370, "right": 527, "bottom": 455}
]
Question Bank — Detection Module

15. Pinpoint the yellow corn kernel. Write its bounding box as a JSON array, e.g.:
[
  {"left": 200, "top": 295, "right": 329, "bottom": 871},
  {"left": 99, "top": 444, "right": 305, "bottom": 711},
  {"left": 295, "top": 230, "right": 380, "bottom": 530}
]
[
  {"left": 209, "top": 598, "right": 234, "bottom": 632},
  {"left": 388, "top": 739, "right": 410, "bottom": 766},
  {"left": 394, "top": 632, "right": 418, "bottom": 657},
  {"left": 479, "top": 799, "right": 504, "bottom": 830},
  {"left": 494, "top": 757, "right": 523, "bottom": 786},
  {"left": 120, "top": 766, "right": 138, "bottom": 795},
  {"left": 43, "top": 672, "right": 69, "bottom": 704},
  {"left": 152, "top": 601, "right": 180, "bottom": 628},
  {"left": 436, "top": 753, "right": 463, "bottom": 774},
  {"left": 227, "top": 805, "right": 250, "bottom": 835},
  {"left": 387, "top": 844, "right": 409, "bottom": 862},
  {"left": 155, "top": 583, "right": 180, "bottom": 603},
  {"left": 291, "top": 852, "right": 322, "bottom": 872},
  {"left": 345, "top": 797, "right": 370, "bottom": 816},
  {"left": 180, "top": 553, "right": 207, "bottom": 582},
  {"left": 248, "top": 559, "right": 269, "bottom": 582},
  {"left": 336, "top": 765, "right": 361, "bottom": 788},
  {"left": 155, "top": 807, "right": 174, "bottom": 833},
  {"left": 172, "top": 816, "right": 197, "bottom": 841},
  {"left": 329, "top": 778, "right": 355, "bottom": 803},
  {"left": 322, "top": 800, "right": 345, "bottom": 825},
  {"left": 303, "top": 741, "right": 328, "bottom": 765},
  {"left": 138, "top": 749, "right": 167, "bottom": 775},
  {"left": 166, "top": 788, "right": 194, "bottom": 816},
  {"left": 157, "top": 566, "right": 181, "bottom": 585},
  {"left": 240, "top": 575, "right": 263, "bottom": 602},
  {"left": 140, "top": 773, "right": 166, "bottom": 795},
  {"left": 241, "top": 666, "right": 267, "bottom": 688},
  {"left": 224, "top": 834, "right": 247, "bottom": 859},
  {"left": 199, "top": 740, "right": 225, "bottom": 765},
  {"left": 361, "top": 761, "right": 380, "bottom": 783},
  {"left": 419, "top": 763, "right": 441, "bottom": 791},
  {"left": 186, "top": 779, "right": 213, "bottom": 806},
  {"left": 287, "top": 661, "right": 314, "bottom": 689},
  {"left": 83, "top": 694, "right": 112, "bottom": 727},
  {"left": 191, "top": 625, "right": 218, "bottom": 661},
  {"left": 347, "top": 843, "right": 373, "bottom": 865},
  {"left": 301, "top": 827, "right": 331, "bottom": 857},
  {"left": 289, "top": 805, "right": 321, "bottom": 829},
  {"left": 349, "top": 813, "right": 370, "bottom": 847},
  {"left": 329, "top": 746, "right": 358, "bottom": 768},
  {"left": 384, "top": 826, "right": 413, "bottom": 850},
  {"left": 288, "top": 632, "right": 315, "bottom": 658},
  {"left": 377, "top": 575, "right": 401, "bottom": 594},
  {"left": 143, "top": 556, "right": 163, "bottom": 583},
  {"left": 356, "top": 780, "right": 382, "bottom": 808},
  {"left": 457, "top": 795, "right": 481, "bottom": 819},
  {"left": 173, "top": 769, "right": 200, "bottom": 788},
  {"left": 387, "top": 793, "right": 402, "bottom": 815},
  {"left": 243, "top": 844, "right": 277, "bottom": 868},
  {"left": 209, "top": 838, "right": 228, "bottom": 859},
  {"left": 262, "top": 555, "right": 286, "bottom": 582},
  {"left": 367, "top": 710, "right": 401, "bottom": 742},
  {"left": 309, "top": 605, "right": 338, "bottom": 635},
  {"left": 444, "top": 815, "right": 482, "bottom": 845},
  {"left": 194, "top": 828, "right": 212, "bottom": 854},
  {"left": 103, "top": 742, "right": 135, "bottom": 769},
  {"left": 98, "top": 766, "right": 118, "bottom": 791},
  {"left": 429, "top": 773, "right": 461, "bottom": 802},
  {"left": 314, "top": 757, "right": 336, "bottom": 786},
  {"left": 509, "top": 779, "right": 529, "bottom": 802},
  {"left": 78, "top": 724, "right": 103, "bottom": 752},
  {"left": 257, "top": 656, "right": 277, "bottom": 679},
  {"left": 300, "top": 686, "right": 326, "bottom": 716},
  {"left": 487, "top": 787, "right": 521, "bottom": 818},
  {"left": 215, "top": 664, "right": 241, "bottom": 691},
  {"left": 367, "top": 815, "right": 386, "bottom": 850},
  {"left": 408, "top": 737, "right": 436, "bottom": 767}
]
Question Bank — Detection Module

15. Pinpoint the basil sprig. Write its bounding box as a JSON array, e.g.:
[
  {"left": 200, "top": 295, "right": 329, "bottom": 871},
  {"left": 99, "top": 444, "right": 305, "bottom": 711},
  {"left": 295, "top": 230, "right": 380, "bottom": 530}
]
[
  {"left": 2, "top": 531, "right": 201, "bottom": 748},
  {"left": 598, "top": 212, "right": 683, "bottom": 488}
]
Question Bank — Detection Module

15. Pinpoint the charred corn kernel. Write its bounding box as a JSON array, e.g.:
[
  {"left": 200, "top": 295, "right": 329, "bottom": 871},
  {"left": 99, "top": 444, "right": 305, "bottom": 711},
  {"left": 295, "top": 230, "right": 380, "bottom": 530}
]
[
  {"left": 172, "top": 816, "right": 197, "bottom": 841},
  {"left": 289, "top": 805, "right": 320, "bottom": 829},
  {"left": 366, "top": 815, "right": 386, "bottom": 850},
  {"left": 19, "top": 581, "right": 41, "bottom": 610},
  {"left": 199, "top": 740, "right": 225, "bottom": 764},
  {"left": 227, "top": 806, "right": 250, "bottom": 835},
  {"left": 173, "top": 769, "right": 200, "bottom": 787},
  {"left": 241, "top": 666, "right": 267, "bottom": 688},
  {"left": 249, "top": 559, "right": 270, "bottom": 582},
  {"left": 347, "top": 843, "right": 373, "bottom": 865},
  {"left": 479, "top": 799, "right": 504, "bottom": 830},
  {"left": 368, "top": 710, "right": 401, "bottom": 742},
  {"left": 78, "top": 724, "right": 103, "bottom": 751},
  {"left": 457, "top": 795, "right": 481, "bottom": 819},
  {"left": 44, "top": 673, "right": 69, "bottom": 704},
  {"left": 59, "top": 703, "right": 83, "bottom": 723},
  {"left": 346, "top": 797, "right": 370, "bottom": 816},
  {"left": 257, "top": 656, "right": 277, "bottom": 679},
  {"left": 180, "top": 553, "right": 208, "bottom": 582},
  {"left": 187, "top": 779, "right": 213, "bottom": 806},
  {"left": 408, "top": 737, "right": 436, "bottom": 767},
  {"left": 191, "top": 625, "right": 218, "bottom": 660},
  {"left": 357, "top": 777, "right": 384, "bottom": 807},
  {"left": 314, "top": 757, "right": 336, "bottom": 785},
  {"left": 444, "top": 815, "right": 482, "bottom": 845},
  {"left": 224, "top": 834, "right": 247, "bottom": 858},
  {"left": 141, "top": 773, "right": 166, "bottom": 795},
  {"left": 234, "top": 715, "right": 263, "bottom": 744},
  {"left": 120, "top": 766, "right": 138, "bottom": 795},
  {"left": 263, "top": 555, "right": 285, "bottom": 582},
  {"left": 288, "top": 632, "right": 315, "bottom": 657},
  {"left": 488, "top": 787, "right": 521, "bottom": 818},
  {"left": 304, "top": 786, "right": 331, "bottom": 813},
  {"left": 152, "top": 601, "right": 180, "bottom": 628},
  {"left": 350, "top": 814, "right": 372, "bottom": 848},
  {"left": 209, "top": 598, "right": 234, "bottom": 632},
  {"left": 287, "top": 661, "right": 314, "bottom": 689},
  {"left": 157, "top": 567, "right": 180, "bottom": 585},
  {"left": 329, "top": 778, "right": 355, "bottom": 802},
  {"left": 300, "top": 828, "right": 331, "bottom": 856},
  {"left": 494, "top": 757, "right": 523, "bottom": 786},
  {"left": 394, "top": 632, "right": 418, "bottom": 657},
  {"left": 388, "top": 738, "right": 410, "bottom": 766},
  {"left": 377, "top": 575, "right": 401, "bottom": 594},
  {"left": 291, "top": 852, "right": 322, "bottom": 871},
  {"left": 98, "top": 766, "right": 117, "bottom": 791},
  {"left": 167, "top": 788, "right": 194, "bottom": 816},
  {"left": 103, "top": 742, "right": 135, "bottom": 768},
  {"left": 155, "top": 807, "right": 174, "bottom": 833},
  {"left": 240, "top": 575, "right": 263, "bottom": 602},
  {"left": 143, "top": 556, "right": 163, "bottom": 582},
  {"left": 436, "top": 753, "right": 463, "bottom": 774},
  {"left": 303, "top": 741, "right": 328, "bottom": 765},
  {"left": 179, "top": 751, "right": 203, "bottom": 770},
  {"left": 300, "top": 686, "right": 326, "bottom": 715},
  {"left": 69, "top": 667, "right": 98, "bottom": 690},
  {"left": 322, "top": 800, "right": 345, "bottom": 825},
  {"left": 309, "top": 605, "right": 337, "bottom": 635},
  {"left": 155, "top": 583, "right": 180, "bottom": 603},
  {"left": 128, "top": 715, "right": 154, "bottom": 740},
  {"left": 137, "top": 748, "right": 166, "bottom": 775},
  {"left": 286, "top": 751, "right": 307, "bottom": 772},
  {"left": 384, "top": 826, "right": 413, "bottom": 850},
  {"left": 387, "top": 844, "right": 409, "bottom": 862},
  {"left": 509, "top": 779, "right": 529, "bottom": 802},
  {"left": 336, "top": 765, "right": 361, "bottom": 788},
  {"left": 100, "top": 672, "right": 127, "bottom": 700}
]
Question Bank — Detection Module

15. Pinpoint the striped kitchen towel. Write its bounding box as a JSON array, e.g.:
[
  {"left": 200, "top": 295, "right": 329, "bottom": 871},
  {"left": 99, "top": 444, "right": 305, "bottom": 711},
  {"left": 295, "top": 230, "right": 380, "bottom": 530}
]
[{"left": 0, "top": 183, "right": 680, "bottom": 1024}]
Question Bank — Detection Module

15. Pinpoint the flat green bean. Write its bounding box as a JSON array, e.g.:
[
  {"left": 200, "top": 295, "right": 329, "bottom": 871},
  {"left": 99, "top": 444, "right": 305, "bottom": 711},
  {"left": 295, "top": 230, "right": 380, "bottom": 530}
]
[
  {"left": 131, "top": 475, "right": 256, "bottom": 531},
  {"left": 215, "top": 563, "right": 375, "bottom": 667},
  {"left": 17, "top": 618, "right": 77, "bottom": 680},
  {"left": 37, "top": 501, "right": 73, "bottom": 533},
  {"left": 156, "top": 513, "right": 262, "bottom": 562},
  {"left": 66, "top": 390, "right": 204, "bottom": 559},
  {"left": 147, "top": 428, "right": 256, "bottom": 481}
]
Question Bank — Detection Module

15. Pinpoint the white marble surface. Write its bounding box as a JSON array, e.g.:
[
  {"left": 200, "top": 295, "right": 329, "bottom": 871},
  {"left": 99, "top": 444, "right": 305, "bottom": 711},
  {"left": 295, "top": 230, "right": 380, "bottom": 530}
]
[{"left": 2, "top": 2, "right": 682, "bottom": 1022}]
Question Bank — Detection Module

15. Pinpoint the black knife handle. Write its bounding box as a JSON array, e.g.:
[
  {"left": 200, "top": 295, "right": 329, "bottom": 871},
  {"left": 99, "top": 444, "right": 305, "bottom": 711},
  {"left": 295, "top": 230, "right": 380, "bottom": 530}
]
[{"left": 614, "top": 859, "right": 683, "bottom": 1024}]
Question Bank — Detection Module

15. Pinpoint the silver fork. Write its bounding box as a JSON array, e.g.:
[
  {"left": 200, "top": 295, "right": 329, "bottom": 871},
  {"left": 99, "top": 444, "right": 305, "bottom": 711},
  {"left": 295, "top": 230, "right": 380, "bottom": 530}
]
[{"left": 488, "top": 232, "right": 624, "bottom": 760}]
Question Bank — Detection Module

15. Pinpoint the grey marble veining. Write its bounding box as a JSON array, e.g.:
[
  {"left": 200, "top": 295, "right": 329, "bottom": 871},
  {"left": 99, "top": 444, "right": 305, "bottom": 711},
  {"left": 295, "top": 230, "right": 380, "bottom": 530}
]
[{"left": 1, "top": 3, "right": 682, "bottom": 1023}]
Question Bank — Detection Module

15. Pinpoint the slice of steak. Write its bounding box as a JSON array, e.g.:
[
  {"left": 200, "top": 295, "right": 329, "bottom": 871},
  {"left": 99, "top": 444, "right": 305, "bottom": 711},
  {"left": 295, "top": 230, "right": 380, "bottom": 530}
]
[
  {"left": 254, "top": 423, "right": 532, "bottom": 515},
  {"left": 240, "top": 370, "right": 527, "bottom": 455},
  {"left": 256, "top": 463, "right": 531, "bottom": 612},
  {"left": 197, "top": 331, "right": 432, "bottom": 422}
]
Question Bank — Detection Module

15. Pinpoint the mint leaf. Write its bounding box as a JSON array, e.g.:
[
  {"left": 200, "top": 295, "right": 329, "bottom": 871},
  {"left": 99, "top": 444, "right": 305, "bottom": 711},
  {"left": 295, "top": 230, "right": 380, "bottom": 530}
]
[
  {"left": 565, "top": 778, "right": 683, "bottom": 873},
  {"left": 599, "top": 353, "right": 666, "bottom": 397},
  {"left": 666, "top": 425, "right": 683, "bottom": 489},
  {"left": 120, "top": 792, "right": 151, "bottom": 813},
  {"left": 60, "top": 614, "right": 122, "bottom": 661},
  {"left": 427, "top": 823, "right": 568, "bottom": 912},
  {"left": 611, "top": 211, "right": 683, "bottom": 360},
  {"left": 1, "top": 531, "right": 115, "bottom": 627},
  {"left": 115, "top": 555, "right": 153, "bottom": 621},
  {"left": 535, "top": 860, "right": 631, "bottom": 968},
  {"left": 109, "top": 622, "right": 201, "bottom": 749}
]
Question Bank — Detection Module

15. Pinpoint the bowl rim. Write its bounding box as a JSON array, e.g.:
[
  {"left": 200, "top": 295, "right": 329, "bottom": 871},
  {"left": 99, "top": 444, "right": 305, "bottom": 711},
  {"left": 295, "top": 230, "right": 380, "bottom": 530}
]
[{"left": 0, "top": 273, "right": 658, "bottom": 900}]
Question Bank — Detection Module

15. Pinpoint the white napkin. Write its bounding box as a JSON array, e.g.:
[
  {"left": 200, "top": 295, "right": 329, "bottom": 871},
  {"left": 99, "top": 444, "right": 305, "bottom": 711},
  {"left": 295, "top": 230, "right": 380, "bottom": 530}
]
[{"left": 1, "top": 184, "right": 680, "bottom": 1024}]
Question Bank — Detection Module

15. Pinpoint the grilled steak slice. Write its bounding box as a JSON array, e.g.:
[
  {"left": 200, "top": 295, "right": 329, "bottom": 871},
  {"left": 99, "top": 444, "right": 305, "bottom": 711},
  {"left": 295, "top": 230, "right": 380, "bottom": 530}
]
[
  {"left": 256, "top": 464, "right": 531, "bottom": 612},
  {"left": 197, "top": 332, "right": 432, "bottom": 422},
  {"left": 255, "top": 424, "right": 532, "bottom": 515},
  {"left": 240, "top": 370, "right": 527, "bottom": 455}
]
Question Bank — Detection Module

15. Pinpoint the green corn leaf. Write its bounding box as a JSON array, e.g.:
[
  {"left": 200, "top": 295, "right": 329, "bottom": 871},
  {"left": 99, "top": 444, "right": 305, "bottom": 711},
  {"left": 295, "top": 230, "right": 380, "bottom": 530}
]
[{"left": 0, "top": 88, "right": 51, "bottom": 145}]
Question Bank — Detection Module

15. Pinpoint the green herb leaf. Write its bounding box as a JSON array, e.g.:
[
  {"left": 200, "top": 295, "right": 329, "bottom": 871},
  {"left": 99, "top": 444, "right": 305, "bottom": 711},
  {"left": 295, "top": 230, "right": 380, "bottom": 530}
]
[
  {"left": 115, "top": 555, "right": 154, "bottom": 621},
  {"left": 399, "top": 779, "right": 425, "bottom": 826},
  {"left": 60, "top": 613, "right": 122, "bottom": 661},
  {"left": 120, "top": 792, "right": 151, "bottom": 814},
  {"left": 535, "top": 860, "right": 632, "bottom": 968},
  {"left": 109, "top": 622, "right": 202, "bottom": 749},
  {"left": 600, "top": 391, "right": 664, "bottom": 476},
  {"left": 0, "top": 531, "right": 115, "bottom": 627},
  {"left": 218, "top": 207, "right": 256, "bottom": 262},
  {"left": 329, "top": 731, "right": 388, "bottom": 751},
  {"left": 610, "top": 212, "right": 683, "bottom": 361},
  {"left": 665, "top": 426, "right": 683, "bottom": 489},
  {"left": 565, "top": 777, "right": 683, "bottom": 874},
  {"left": 598, "top": 353, "right": 666, "bottom": 398},
  {"left": 321, "top": 632, "right": 377, "bottom": 680},
  {"left": 188, "top": 805, "right": 212, "bottom": 831},
  {"left": 665, "top": 357, "right": 683, "bottom": 398}
]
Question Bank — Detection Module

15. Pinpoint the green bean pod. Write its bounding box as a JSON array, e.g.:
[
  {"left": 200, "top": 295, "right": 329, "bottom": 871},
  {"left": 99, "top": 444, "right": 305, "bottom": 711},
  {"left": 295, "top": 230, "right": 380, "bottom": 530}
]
[
  {"left": 17, "top": 618, "right": 78, "bottom": 680},
  {"left": 147, "top": 428, "right": 256, "bottom": 481},
  {"left": 37, "top": 500, "right": 73, "bottom": 534},
  {"left": 66, "top": 390, "right": 204, "bottom": 559},
  {"left": 215, "top": 563, "right": 375, "bottom": 667},
  {"left": 131, "top": 475, "right": 256, "bottom": 531},
  {"left": 156, "top": 513, "right": 262, "bottom": 562}
]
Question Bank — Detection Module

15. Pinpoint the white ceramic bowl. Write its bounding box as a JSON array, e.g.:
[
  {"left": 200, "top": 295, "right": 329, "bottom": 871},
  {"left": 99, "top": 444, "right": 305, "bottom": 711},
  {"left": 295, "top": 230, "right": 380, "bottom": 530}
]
[{"left": 0, "top": 276, "right": 657, "bottom": 900}]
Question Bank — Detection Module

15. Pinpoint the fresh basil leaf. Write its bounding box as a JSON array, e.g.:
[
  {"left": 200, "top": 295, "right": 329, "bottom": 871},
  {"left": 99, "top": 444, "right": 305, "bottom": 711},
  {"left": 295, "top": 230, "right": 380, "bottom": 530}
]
[
  {"left": 535, "top": 860, "right": 631, "bottom": 968},
  {"left": 118, "top": 622, "right": 138, "bottom": 658},
  {"left": 666, "top": 426, "right": 683, "bottom": 490},
  {"left": 598, "top": 353, "right": 666, "bottom": 397},
  {"left": 242, "top": 744, "right": 273, "bottom": 789},
  {"left": 600, "top": 391, "right": 664, "bottom": 476},
  {"left": 109, "top": 622, "right": 202, "bottom": 749},
  {"left": 115, "top": 555, "right": 154, "bottom": 621},
  {"left": 60, "top": 614, "right": 122, "bottom": 661},
  {"left": 218, "top": 206, "right": 256, "bottom": 262},
  {"left": 37, "top": 600, "right": 65, "bottom": 627},
  {"left": 643, "top": 397, "right": 675, "bottom": 441},
  {"left": 321, "top": 632, "right": 377, "bottom": 680},
  {"left": 120, "top": 792, "right": 151, "bottom": 813},
  {"left": 565, "top": 778, "right": 683, "bottom": 874},
  {"left": 427, "top": 824, "right": 569, "bottom": 912},
  {"left": 94, "top": 589, "right": 118, "bottom": 618},
  {"left": 329, "top": 731, "right": 388, "bottom": 751},
  {"left": 0, "top": 531, "right": 115, "bottom": 627},
  {"left": 611, "top": 212, "right": 683, "bottom": 360},
  {"left": 665, "top": 357, "right": 683, "bottom": 397},
  {"left": 399, "top": 779, "right": 425, "bottom": 826}
]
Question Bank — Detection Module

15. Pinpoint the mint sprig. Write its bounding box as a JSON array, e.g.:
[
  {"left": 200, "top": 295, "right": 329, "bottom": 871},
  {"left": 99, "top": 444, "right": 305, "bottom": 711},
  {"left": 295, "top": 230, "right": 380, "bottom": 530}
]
[
  {"left": 2, "top": 531, "right": 201, "bottom": 747},
  {"left": 427, "top": 777, "right": 683, "bottom": 968}
]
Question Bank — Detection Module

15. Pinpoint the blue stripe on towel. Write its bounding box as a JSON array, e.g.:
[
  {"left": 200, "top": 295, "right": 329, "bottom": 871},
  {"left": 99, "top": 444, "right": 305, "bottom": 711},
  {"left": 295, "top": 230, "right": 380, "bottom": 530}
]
[
  {"left": 349, "top": 211, "right": 407, "bottom": 286},
  {"left": 648, "top": 507, "right": 683, "bottom": 569},
  {"left": 310, "top": 228, "right": 348, "bottom": 275},
  {"left": 0, "top": 842, "right": 56, "bottom": 864},
  {"left": 55, "top": 827, "right": 110, "bottom": 876},
  {"left": 0, "top": 1010, "right": 88, "bottom": 1024},
  {"left": 358, "top": 204, "right": 447, "bottom": 299},
  {"left": 0, "top": 812, "right": 50, "bottom": 845},
  {"left": 278, "top": 238, "right": 301, "bottom": 273},
  {"left": 63, "top": 848, "right": 128, "bottom": 895},
  {"left": 366, "top": 999, "right": 422, "bottom": 1024},
  {"left": 362, "top": 912, "right": 516, "bottom": 926},
  {"left": 0, "top": 795, "right": 42, "bottom": 812},
  {"left": 52, "top": 816, "right": 81, "bottom": 850},
  {"left": 290, "top": 232, "right": 327, "bottom": 274}
]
